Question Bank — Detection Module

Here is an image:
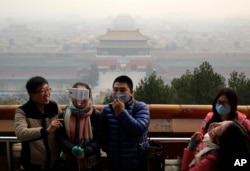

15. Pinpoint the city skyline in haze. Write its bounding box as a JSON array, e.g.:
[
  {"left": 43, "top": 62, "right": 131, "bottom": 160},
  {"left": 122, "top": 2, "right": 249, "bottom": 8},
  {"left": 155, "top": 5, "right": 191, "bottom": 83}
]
[{"left": 1, "top": 0, "right": 250, "bottom": 20}]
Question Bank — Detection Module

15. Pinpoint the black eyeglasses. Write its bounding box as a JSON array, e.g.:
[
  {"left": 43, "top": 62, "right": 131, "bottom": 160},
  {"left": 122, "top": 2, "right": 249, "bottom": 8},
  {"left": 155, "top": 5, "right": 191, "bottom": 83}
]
[
  {"left": 216, "top": 100, "right": 229, "bottom": 106},
  {"left": 35, "top": 88, "right": 52, "bottom": 94}
]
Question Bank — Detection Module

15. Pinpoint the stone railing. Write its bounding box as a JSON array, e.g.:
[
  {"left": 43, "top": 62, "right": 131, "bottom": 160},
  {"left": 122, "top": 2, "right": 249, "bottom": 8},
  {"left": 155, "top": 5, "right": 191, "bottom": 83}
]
[{"left": 0, "top": 104, "right": 249, "bottom": 171}]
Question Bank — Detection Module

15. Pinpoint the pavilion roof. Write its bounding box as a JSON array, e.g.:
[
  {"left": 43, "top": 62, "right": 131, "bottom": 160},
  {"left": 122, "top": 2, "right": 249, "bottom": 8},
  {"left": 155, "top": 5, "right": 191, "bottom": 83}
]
[
  {"left": 98, "top": 29, "right": 149, "bottom": 41},
  {"left": 96, "top": 44, "right": 151, "bottom": 48}
]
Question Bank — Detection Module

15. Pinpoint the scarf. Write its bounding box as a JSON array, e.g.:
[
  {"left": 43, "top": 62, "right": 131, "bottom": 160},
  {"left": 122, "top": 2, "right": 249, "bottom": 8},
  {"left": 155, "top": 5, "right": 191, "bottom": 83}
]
[
  {"left": 189, "top": 133, "right": 219, "bottom": 167},
  {"left": 64, "top": 103, "right": 95, "bottom": 169}
]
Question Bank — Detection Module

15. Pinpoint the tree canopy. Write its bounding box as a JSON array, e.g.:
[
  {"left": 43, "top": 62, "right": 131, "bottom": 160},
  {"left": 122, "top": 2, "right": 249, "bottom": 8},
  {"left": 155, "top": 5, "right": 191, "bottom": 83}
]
[
  {"left": 228, "top": 71, "right": 250, "bottom": 105},
  {"left": 2, "top": 60, "right": 249, "bottom": 105},
  {"left": 134, "top": 71, "right": 170, "bottom": 104},
  {"left": 88, "top": 64, "right": 99, "bottom": 87},
  {"left": 133, "top": 61, "right": 249, "bottom": 105},
  {"left": 170, "top": 61, "right": 225, "bottom": 104}
]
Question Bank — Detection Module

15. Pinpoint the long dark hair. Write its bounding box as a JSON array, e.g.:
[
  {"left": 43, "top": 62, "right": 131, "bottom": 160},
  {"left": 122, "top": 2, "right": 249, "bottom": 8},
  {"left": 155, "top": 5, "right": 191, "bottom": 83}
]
[
  {"left": 205, "top": 87, "right": 238, "bottom": 133},
  {"left": 217, "top": 121, "right": 250, "bottom": 170}
]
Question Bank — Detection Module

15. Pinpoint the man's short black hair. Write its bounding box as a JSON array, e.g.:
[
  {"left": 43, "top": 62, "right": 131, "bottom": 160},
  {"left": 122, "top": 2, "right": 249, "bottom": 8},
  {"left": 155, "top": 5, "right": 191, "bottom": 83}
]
[
  {"left": 112, "top": 75, "right": 133, "bottom": 90},
  {"left": 26, "top": 76, "right": 48, "bottom": 93}
]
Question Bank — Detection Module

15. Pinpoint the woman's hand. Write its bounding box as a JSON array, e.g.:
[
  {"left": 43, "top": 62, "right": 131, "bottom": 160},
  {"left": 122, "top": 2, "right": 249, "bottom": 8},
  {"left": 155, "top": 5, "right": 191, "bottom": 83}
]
[{"left": 187, "top": 131, "right": 203, "bottom": 151}]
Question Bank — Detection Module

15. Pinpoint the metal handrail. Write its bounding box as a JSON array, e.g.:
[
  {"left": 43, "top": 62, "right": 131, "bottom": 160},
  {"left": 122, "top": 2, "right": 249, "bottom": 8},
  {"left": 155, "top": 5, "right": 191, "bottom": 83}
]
[
  {"left": 0, "top": 136, "right": 190, "bottom": 171},
  {"left": 149, "top": 137, "right": 190, "bottom": 142},
  {"left": 0, "top": 136, "right": 19, "bottom": 171},
  {"left": 0, "top": 136, "right": 18, "bottom": 141}
]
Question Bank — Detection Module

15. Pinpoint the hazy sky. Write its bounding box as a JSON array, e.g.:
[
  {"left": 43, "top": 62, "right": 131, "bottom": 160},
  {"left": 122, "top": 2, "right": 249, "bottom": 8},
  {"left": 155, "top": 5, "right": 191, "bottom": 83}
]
[{"left": 1, "top": 0, "right": 250, "bottom": 20}]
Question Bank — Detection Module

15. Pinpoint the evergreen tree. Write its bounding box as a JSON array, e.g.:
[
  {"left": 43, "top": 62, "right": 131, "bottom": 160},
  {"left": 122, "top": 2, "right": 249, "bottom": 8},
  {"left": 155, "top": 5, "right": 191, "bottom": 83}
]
[
  {"left": 145, "top": 64, "right": 154, "bottom": 78},
  {"left": 170, "top": 70, "right": 194, "bottom": 104},
  {"left": 228, "top": 71, "right": 250, "bottom": 104},
  {"left": 88, "top": 64, "right": 99, "bottom": 87},
  {"left": 134, "top": 71, "right": 170, "bottom": 104},
  {"left": 191, "top": 61, "right": 225, "bottom": 104},
  {"left": 170, "top": 61, "right": 225, "bottom": 104},
  {"left": 103, "top": 94, "right": 113, "bottom": 104}
]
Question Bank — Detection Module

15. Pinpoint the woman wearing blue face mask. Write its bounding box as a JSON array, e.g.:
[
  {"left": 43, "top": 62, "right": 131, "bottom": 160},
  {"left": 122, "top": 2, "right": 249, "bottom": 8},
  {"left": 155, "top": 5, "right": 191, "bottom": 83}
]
[{"left": 200, "top": 87, "right": 250, "bottom": 136}]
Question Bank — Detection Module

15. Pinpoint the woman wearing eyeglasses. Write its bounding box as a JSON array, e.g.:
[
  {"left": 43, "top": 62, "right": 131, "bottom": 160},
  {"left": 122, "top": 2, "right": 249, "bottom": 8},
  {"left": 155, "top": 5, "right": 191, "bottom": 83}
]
[
  {"left": 200, "top": 87, "right": 250, "bottom": 136},
  {"left": 56, "top": 82, "right": 102, "bottom": 171}
]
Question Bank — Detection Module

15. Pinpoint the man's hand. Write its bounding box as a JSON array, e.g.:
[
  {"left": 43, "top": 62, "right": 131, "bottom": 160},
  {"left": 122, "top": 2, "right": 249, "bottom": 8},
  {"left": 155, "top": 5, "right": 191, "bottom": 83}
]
[
  {"left": 112, "top": 98, "right": 125, "bottom": 115},
  {"left": 47, "top": 118, "right": 63, "bottom": 134}
]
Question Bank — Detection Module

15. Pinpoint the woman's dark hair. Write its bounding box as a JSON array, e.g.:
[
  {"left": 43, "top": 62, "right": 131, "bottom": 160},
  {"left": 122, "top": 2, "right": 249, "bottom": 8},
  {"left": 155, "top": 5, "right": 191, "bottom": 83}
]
[
  {"left": 205, "top": 87, "right": 238, "bottom": 132},
  {"left": 72, "top": 82, "right": 92, "bottom": 101},
  {"left": 26, "top": 76, "right": 48, "bottom": 93},
  {"left": 217, "top": 121, "right": 250, "bottom": 170}
]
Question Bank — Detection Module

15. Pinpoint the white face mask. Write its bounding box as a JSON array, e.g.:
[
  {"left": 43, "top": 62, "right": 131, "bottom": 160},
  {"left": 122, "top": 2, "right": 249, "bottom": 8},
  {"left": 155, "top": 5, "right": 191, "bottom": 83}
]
[
  {"left": 112, "top": 93, "right": 131, "bottom": 103},
  {"left": 203, "top": 133, "right": 219, "bottom": 149},
  {"left": 203, "top": 133, "right": 212, "bottom": 144}
]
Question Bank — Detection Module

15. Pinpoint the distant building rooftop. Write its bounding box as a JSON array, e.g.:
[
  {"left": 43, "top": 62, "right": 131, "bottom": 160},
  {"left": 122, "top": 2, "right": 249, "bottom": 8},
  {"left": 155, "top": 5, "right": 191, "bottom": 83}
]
[{"left": 98, "top": 29, "right": 149, "bottom": 41}]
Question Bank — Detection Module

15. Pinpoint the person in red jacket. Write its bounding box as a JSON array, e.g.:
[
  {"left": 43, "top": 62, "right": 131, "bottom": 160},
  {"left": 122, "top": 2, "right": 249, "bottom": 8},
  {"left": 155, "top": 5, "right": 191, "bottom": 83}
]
[
  {"left": 181, "top": 120, "right": 250, "bottom": 171},
  {"left": 200, "top": 87, "right": 250, "bottom": 135}
]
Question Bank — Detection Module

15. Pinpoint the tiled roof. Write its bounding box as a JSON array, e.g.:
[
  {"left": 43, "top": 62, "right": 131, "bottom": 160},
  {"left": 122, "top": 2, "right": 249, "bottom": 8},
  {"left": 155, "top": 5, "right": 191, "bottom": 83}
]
[
  {"left": 98, "top": 29, "right": 149, "bottom": 41},
  {"left": 96, "top": 44, "right": 151, "bottom": 48}
]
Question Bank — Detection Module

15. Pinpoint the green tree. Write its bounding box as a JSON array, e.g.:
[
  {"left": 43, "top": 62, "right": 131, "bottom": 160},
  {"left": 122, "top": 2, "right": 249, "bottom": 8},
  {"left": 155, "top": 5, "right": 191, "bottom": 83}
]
[
  {"left": 170, "top": 61, "right": 225, "bottom": 104},
  {"left": 88, "top": 64, "right": 99, "bottom": 87},
  {"left": 170, "top": 70, "right": 194, "bottom": 103},
  {"left": 145, "top": 64, "right": 154, "bottom": 77},
  {"left": 134, "top": 71, "right": 170, "bottom": 104},
  {"left": 0, "top": 98, "right": 16, "bottom": 105},
  {"left": 191, "top": 61, "right": 225, "bottom": 104},
  {"left": 103, "top": 94, "right": 113, "bottom": 104},
  {"left": 228, "top": 71, "right": 250, "bottom": 104}
]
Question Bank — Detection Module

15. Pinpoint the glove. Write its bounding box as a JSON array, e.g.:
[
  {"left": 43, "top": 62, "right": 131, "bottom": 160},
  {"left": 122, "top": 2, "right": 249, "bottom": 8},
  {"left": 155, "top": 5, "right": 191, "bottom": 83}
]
[
  {"left": 72, "top": 146, "right": 84, "bottom": 158},
  {"left": 187, "top": 132, "right": 202, "bottom": 151},
  {"left": 187, "top": 138, "right": 200, "bottom": 151}
]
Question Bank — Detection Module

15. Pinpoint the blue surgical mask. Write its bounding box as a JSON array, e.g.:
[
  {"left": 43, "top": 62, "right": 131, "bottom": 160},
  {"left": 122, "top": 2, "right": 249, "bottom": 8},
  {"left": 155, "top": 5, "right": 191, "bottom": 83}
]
[
  {"left": 215, "top": 104, "right": 231, "bottom": 115},
  {"left": 112, "top": 93, "right": 131, "bottom": 103}
]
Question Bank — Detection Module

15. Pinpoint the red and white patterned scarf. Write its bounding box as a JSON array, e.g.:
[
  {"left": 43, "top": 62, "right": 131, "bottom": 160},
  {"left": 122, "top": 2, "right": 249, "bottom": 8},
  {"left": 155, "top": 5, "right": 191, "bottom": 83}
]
[{"left": 64, "top": 103, "right": 96, "bottom": 169}]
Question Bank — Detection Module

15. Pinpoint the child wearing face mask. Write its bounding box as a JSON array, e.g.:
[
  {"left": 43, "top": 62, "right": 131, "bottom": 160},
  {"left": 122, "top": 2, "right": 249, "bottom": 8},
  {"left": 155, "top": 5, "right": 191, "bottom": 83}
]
[
  {"left": 200, "top": 87, "right": 250, "bottom": 136},
  {"left": 56, "top": 82, "right": 102, "bottom": 171}
]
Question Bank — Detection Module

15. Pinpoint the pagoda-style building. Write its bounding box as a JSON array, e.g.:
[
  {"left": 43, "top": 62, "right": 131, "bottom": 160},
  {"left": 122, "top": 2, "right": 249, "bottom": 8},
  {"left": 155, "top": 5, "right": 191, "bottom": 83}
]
[{"left": 93, "top": 14, "right": 155, "bottom": 71}]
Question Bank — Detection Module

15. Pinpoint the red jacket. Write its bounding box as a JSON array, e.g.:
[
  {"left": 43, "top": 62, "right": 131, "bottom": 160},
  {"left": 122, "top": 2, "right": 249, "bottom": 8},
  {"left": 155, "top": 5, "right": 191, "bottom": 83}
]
[
  {"left": 181, "top": 148, "right": 219, "bottom": 171},
  {"left": 200, "top": 111, "right": 250, "bottom": 135}
]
